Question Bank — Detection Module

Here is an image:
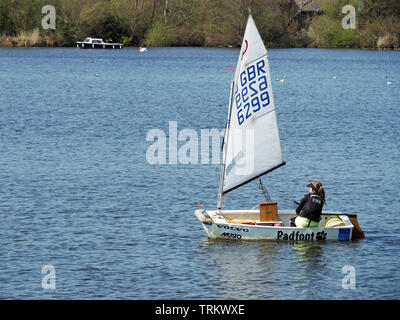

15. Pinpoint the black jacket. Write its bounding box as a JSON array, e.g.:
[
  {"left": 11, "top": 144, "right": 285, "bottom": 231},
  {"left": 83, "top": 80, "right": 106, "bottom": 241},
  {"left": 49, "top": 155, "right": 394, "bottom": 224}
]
[{"left": 296, "top": 193, "right": 324, "bottom": 222}]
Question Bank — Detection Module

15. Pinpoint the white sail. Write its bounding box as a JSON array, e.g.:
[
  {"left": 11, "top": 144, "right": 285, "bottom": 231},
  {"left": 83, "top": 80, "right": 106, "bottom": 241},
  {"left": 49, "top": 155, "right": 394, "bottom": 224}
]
[{"left": 222, "top": 14, "right": 285, "bottom": 194}]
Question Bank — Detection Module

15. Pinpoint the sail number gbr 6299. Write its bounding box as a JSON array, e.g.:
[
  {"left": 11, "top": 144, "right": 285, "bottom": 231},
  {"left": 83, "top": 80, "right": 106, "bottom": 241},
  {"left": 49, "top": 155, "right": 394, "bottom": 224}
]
[{"left": 235, "top": 57, "right": 270, "bottom": 126}]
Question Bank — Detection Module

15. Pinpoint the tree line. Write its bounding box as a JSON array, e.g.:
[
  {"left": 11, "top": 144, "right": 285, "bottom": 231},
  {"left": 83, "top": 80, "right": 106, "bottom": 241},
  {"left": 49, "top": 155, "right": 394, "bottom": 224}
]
[{"left": 0, "top": 0, "right": 399, "bottom": 49}]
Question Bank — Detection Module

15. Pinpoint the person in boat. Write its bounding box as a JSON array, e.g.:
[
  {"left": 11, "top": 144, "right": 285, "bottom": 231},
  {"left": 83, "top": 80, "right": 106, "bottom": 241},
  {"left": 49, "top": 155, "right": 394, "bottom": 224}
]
[{"left": 290, "top": 180, "right": 326, "bottom": 228}]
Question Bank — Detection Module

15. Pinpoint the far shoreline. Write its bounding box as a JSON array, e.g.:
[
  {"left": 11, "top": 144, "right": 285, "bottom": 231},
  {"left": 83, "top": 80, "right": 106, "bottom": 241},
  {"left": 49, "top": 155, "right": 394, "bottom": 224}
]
[{"left": 1, "top": 45, "right": 399, "bottom": 52}]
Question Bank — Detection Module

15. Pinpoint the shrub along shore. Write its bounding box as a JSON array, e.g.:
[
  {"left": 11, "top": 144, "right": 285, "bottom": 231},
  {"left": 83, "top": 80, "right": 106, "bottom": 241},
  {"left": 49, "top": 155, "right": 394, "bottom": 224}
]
[{"left": 0, "top": 0, "right": 399, "bottom": 50}]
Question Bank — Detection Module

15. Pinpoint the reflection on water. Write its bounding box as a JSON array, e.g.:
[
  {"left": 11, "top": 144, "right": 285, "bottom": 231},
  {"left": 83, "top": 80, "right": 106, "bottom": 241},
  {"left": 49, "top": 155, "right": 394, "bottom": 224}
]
[
  {"left": 199, "top": 238, "right": 328, "bottom": 299},
  {"left": 290, "top": 242, "right": 325, "bottom": 298},
  {"left": 198, "top": 238, "right": 279, "bottom": 299},
  {"left": 292, "top": 242, "right": 324, "bottom": 267},
  {"left": 197, "top": 238, "right": 369, "bottom": 299}
]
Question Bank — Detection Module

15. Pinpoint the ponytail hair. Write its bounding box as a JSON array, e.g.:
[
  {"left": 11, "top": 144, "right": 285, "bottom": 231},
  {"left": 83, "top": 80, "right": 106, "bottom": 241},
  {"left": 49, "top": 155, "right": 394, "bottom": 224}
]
[{"left": 311, "top": 180, "right": 326, "bottom": 205}]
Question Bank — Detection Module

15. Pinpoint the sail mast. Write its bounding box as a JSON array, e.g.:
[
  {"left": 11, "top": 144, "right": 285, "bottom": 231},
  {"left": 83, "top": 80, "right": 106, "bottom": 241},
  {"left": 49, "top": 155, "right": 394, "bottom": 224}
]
[{"left": 218, "top": 80, "right": 235, "bottom": 211}]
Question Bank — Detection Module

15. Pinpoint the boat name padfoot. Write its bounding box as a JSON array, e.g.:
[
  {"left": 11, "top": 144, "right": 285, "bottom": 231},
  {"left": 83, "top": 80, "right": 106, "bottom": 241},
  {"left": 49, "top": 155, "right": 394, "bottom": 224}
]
[{"left": 277, "top": 230, "right": 327, "bottom": 241}]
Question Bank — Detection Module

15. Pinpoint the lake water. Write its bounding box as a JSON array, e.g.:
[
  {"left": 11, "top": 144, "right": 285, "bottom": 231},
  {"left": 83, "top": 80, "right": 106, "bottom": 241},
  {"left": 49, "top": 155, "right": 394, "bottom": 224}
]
[{"left": 0, "top": 47, "right": 399, "bottom": 299}]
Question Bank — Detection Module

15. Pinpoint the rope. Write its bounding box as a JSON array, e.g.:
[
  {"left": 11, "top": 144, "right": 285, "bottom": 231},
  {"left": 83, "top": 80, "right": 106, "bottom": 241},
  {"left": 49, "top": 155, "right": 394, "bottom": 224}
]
[{"left": 259, "top": 178, "right": 272, "bottom": 202}]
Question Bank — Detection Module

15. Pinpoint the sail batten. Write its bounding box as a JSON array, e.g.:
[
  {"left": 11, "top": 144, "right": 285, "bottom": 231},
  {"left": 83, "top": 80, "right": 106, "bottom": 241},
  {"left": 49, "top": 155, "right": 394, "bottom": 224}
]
[{"left": 221, "top": 14, "right": 285, "bottom": 195}]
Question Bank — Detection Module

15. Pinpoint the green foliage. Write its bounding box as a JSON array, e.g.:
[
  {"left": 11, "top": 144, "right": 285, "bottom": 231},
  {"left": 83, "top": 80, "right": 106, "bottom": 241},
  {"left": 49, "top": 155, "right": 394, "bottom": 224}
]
[
  {"left": 0, "top": 0, "right": 16, "bottom": 35},
  {"left": 1, "top": 0, "right": 399, "bottom": 49},
  {"left": 309, "top": 0, "right": 400, "bottom": 49},
  {"left": 93, "top": 14, "right": 130, "bottom": 42},
  {"left": 144, "top": 21, "right": 178, "bottom": 47},
  {"left": 311, "top": 15, "right": 359, "bottom": 48},
  {"left": 255, "top": 9, "right": 287, "bottom": 47},
  {"left": 122, "top": 35, "right": 133, "bottom": 46}
]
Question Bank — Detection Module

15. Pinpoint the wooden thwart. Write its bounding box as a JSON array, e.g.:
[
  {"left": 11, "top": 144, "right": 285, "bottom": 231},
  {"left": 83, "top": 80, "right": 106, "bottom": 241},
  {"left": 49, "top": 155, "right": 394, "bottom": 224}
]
[{"left": 260, "top": 202, "right": 279, "bottom": 222}]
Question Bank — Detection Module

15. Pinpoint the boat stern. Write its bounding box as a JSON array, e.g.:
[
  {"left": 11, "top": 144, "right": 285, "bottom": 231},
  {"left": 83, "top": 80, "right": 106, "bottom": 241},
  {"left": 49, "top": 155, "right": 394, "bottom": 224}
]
[{"left": 347, "top": 214, "right": 365, "bottom": 239}]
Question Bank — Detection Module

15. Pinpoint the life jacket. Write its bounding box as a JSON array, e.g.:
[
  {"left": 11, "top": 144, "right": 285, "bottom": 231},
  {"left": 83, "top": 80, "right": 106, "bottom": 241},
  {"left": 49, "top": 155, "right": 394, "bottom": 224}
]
[{"left": 300, "top": 194, "right": 323, "bottom": 222}]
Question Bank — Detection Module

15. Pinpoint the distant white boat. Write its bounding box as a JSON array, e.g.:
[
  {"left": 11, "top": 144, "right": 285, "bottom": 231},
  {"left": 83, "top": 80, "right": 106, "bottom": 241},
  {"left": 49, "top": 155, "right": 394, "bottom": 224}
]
[
  {"left": 139, "top": 47, "right": 148, "bottom": 52},
  {"left": 76, "top": 37, "right": 123, "bottom": 49}
]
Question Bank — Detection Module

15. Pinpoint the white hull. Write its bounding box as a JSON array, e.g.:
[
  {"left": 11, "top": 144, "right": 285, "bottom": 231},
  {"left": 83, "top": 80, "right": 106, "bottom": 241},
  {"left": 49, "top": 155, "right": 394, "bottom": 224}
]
[{"left": 195, "top": 209, "right": 359, "bottom": 241}]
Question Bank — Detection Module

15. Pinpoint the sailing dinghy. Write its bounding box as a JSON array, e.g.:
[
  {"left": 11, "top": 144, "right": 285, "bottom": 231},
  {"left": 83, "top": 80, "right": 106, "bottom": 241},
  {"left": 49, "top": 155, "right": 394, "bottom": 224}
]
[{"left": 194, "top": 14, "right": 364, "bottom": 241}]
